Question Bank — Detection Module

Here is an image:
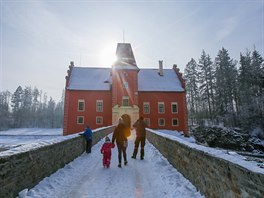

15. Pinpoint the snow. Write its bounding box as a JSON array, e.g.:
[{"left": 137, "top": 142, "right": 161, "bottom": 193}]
[
  {"left": 18, "top": 131, "right": 204, "bottom": 198},
  {"left": 0, "top": 127, "right": 111, "bottom": 156},
  {"left": 151, "top": 129, "right": 264, "bottom": 175},
  {"left": 138, "top": 69, "right": 184, "bottom": 92},
  {"left": 0, "top": 128, "right": 63, "bottom": 136},
  {"left": 68, "top": 67, "right": 111, "bottom": 90},
  {"left": 67, "top": 67, "right": 184, "bottom": 92},
  {"left": 0, "top": 128, "right": 63, "bottom": 151}
]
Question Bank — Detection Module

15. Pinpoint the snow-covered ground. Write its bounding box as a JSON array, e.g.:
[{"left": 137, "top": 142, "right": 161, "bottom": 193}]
[
  {"left": 0, "top": 128, "right": 62, "bottom": 150},
  {"left": 18, "top": 131, "right": 204, "bottom": 198}
]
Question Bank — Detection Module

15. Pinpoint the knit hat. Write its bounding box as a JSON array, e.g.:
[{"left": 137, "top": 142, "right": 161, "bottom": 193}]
[{"left": 105, "top": 136, "right": 110, "bottom": 142}]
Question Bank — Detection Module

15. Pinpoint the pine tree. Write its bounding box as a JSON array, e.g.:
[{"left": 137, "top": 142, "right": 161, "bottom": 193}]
[
  {"left": 198, "top": 50, "right": 215, "bottom": 122},
  {"left": 214, "top": 48, "right": 238, "bottom": 126},
  {"left": 238, "top": 49, "right": 264, "bottom": 130},
  {"left": 0, "top": 91, "right": 11, "bottom": 130},
  {"left": 21, "top": 86, "right": 33, "bottom": 127},
  {"left": 184, "top": 58, "right": 199, "bottom": 125},
  {"left": 11, "top": 86, "right": 23, "bottom": 127}
]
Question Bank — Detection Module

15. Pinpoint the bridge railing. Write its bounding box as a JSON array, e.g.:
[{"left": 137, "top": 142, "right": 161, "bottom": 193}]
[
  {"left": 146, "top": 128, "right": 264, "bottom": 198},
  {"left": 0, "top": 126, "right": 115, "bottom": 198}
]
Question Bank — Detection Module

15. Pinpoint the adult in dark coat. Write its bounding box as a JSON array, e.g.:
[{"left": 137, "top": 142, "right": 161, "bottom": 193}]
[
  {"left": 132, "top": 116, "right": 147, "bottom": 160},
  {"left": 112, "top": 118, "right": 128, "bottom": 168},
  {"left": 80, "top": 125, "right": 93, "bottom": 153}
]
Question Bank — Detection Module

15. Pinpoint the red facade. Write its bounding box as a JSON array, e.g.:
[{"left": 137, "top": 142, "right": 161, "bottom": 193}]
[{"left": 63, "top": 43, "right": 188, "bottom": 136}]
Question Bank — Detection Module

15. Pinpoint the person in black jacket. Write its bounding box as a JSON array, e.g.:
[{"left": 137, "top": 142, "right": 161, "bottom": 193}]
[
  {"left": 112, "top": 118, "right": 128, "bottom": 168},
  {"left": 132, "top": 116, "right": 147, "bottom": 160}
]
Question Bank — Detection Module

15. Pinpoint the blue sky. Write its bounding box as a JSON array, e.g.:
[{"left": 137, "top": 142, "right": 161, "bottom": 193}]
[{"left": 1, "top": 0, "right": 263, "bottom": 101}]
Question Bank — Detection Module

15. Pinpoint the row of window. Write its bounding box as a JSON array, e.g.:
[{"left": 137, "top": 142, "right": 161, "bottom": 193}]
[
  {"left": 144, "top": 118, "right": 178, "bottom": 127},
  {"left": 77, "top": 116, "right": 103, "bottom": 125},
  {"left": 77, "top": 116, "right": 178, "bottom": 127},
  {"left": 78, "top": 100, "right": 103, "bottom": 112},
  {"left": 78, "top": 99, "right": 178, "bottom": 114},
  {"left": 143, "top": 102, "right": 178, "bottom": 114}
]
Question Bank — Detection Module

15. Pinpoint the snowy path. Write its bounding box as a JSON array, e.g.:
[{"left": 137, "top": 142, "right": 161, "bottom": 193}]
[{"left": 20, "top": 131, "right": 204, "bottom": 198}]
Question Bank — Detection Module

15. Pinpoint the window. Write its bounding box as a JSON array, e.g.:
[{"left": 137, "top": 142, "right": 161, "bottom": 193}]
[
  {"left": 122, "top": 96, "right": 129, "bottom": 106},
  {"left": 96, "top": 116, "right": 103, "bottom": 125},
  {"left": 172, "top": 103, "right": 178, "bottom": 113},
  {"left": 78, "top": 100, "right": 85, "bottom": 111},
  {"left": 96, "top": 100, "right": 103, "bottom": 112},
  {"left": 123, "top": 81, "right": 128, "bottom": 89},
  {"left": 158, "top": 102, "right": 165, "bottom": 113},
  {"left": 143, "top": 102, "right": 150, "bottom": 114},
  {"left": 144, "top": 118, "right": 150, "bottom": 127},
  {"left": 158, "top": 118, "right": 165, "bottom": 126},
  {"left": 77, "top": 116, "right": 84, "bottom": 124},
  {"left": 172, "top": 118, "right": 178, "bottom": 126}
]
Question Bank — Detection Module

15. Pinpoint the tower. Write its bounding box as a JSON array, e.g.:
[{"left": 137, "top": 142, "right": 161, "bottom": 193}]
[{"left": 111, "top": 43, "right": 140, "bottom": 126}]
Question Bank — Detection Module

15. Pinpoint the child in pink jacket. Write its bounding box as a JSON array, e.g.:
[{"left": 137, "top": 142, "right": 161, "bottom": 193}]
[{"left": 101, "top": 136, "right": 115, "bottom": 168}]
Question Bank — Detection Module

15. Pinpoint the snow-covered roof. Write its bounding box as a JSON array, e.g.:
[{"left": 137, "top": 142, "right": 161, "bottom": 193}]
[
  {"left": 67, "top": 67, "right": 184, "bottom": 92},
  {"left": 138, "top": 69, "right": 184, "bottom": 92},
  {"left": 68, "top": 67, "right": 111, "bottom": 91}
]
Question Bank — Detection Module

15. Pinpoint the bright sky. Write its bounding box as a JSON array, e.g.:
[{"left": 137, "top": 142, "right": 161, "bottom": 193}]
[{"left": 1, "top": 0, "right": 263, "bottom": 101}]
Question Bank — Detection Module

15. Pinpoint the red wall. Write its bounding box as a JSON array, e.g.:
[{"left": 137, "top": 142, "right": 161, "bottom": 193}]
[
  {"left": 63, "top": 90, "right": 112, "bottom": 135},
  {"left": 138, "top": 92, "right": 187, "bottom": 132},
  {"left": 112, "top": 70, "right": 138, "bottom": 106}
]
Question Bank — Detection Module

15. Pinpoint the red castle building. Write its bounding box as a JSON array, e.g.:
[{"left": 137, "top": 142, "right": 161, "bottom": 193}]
[{"left": 63, "top": 43, "right": 188, "bottom": 135}]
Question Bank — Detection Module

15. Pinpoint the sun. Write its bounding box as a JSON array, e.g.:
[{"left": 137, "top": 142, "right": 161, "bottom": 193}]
[{"left": 100, "top": 44, "right": 117, "bottom": 66}]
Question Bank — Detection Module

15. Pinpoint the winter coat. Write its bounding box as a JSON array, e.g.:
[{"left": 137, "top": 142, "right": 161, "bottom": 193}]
[
  {"left": 101, "top": 142, "right": 115, "bottom": 156},
  {"left": 112, "top": 123, "right": 126, "bottom": 145},
  {"left": 133, "top": 119, "right": 146, "bottom": 138},
  {"left": 81, "top": 127, "right": 93, "bottom": 141}
]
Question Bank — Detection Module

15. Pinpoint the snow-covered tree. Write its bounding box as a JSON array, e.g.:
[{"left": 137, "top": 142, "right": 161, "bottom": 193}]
[
  {"left": 238, "top": 49, "right": 264, "bottom": 130},
  {"left": 214, "top": 48, "right": 238, "bottom": 126},
  {"left": 198, "top": 50, "right": 215, "bottom": 121},
  {"left": 0, "top": 91, "right": 11, "bottom": 130},
  {"left": 11, "top": 86, "right": 23, "bottom": 127},
  {"left": 184, "top": 58, "right": 200, "bottom": 125}
]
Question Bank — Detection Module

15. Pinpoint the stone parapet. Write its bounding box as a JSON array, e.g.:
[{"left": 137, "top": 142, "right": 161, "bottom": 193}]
[
  {"left": 146, "top": 129, "right": 264, "bottom": 198},
  {"left": 0, "top": 126, "right": 114, "bottom": 198}
]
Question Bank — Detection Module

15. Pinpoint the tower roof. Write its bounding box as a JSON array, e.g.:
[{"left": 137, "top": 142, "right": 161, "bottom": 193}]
[{"left": 113, "top": 43, "right": 137, "bottom": 68}]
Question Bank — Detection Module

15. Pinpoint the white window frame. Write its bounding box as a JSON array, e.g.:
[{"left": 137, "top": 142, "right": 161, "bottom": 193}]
[
  {"left": 96, "top": 100, "right": 103, "bottom": 112},
  {"left": 96, "top": 116, "right": 103, "bottom": 125},
  {"left": 172, "top": 118, "right": 178, "bottom": 126},
  {"left": 144, "top": 118, "right": 150, "bottom": 127},
  {"left": 122, "top": 96, "right": 129, "bottom": 106},
  {"left": 158, "top": 118, "right": 165, "bottom": 126},
  {"left": 171, "top": 102, "right": 178, "bottom": 114},
  {"left": 158, "top": 102, "right": 165, "bottom": 114},
  {"left": 78, "top": 99, "right": 85, "bottom": 112},
  {"left": 143, "top": 102, "right": 150, "bottom": 114},
  {"left": 123, "top": 81, "right": 129, "bottom": 89},
  {"left": 77, "top": 116, "right": 84, "bottom": 125}
]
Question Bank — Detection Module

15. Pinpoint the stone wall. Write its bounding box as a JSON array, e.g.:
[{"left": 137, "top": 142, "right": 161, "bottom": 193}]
[
  {"left": 0, "top": 126, "right": 115, "bottom": 198},
  {"left": 146, "top": 129, "right": 264, "bottom": 198}
]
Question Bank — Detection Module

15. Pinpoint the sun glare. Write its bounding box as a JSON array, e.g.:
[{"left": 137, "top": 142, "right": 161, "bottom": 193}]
[{"left": 100, "top": 44, "right": 117, "bottom": 66}]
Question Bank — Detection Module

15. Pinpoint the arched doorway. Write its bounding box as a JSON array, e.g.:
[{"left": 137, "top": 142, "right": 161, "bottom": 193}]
[{"left": 112, "top": 105, "right": 139, "bottom": 126}]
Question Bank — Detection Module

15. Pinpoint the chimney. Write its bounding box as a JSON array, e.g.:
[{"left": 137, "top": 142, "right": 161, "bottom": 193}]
[{"left": 158, "top": 60, "right": 164, "bottom": 76}]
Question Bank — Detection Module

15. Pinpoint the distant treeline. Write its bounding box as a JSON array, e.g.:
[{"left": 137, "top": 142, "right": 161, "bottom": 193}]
[
  {"left": 184, "top": 47, "right": 264, "bottom": 131},
  {"left": 0, "top": 86, "right": 64, "bottom": 130}
]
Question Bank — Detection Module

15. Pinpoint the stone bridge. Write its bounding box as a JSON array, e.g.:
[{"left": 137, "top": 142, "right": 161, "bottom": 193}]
[{"left": 1, "top": 126, "right": 263, "bottom": 198}]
